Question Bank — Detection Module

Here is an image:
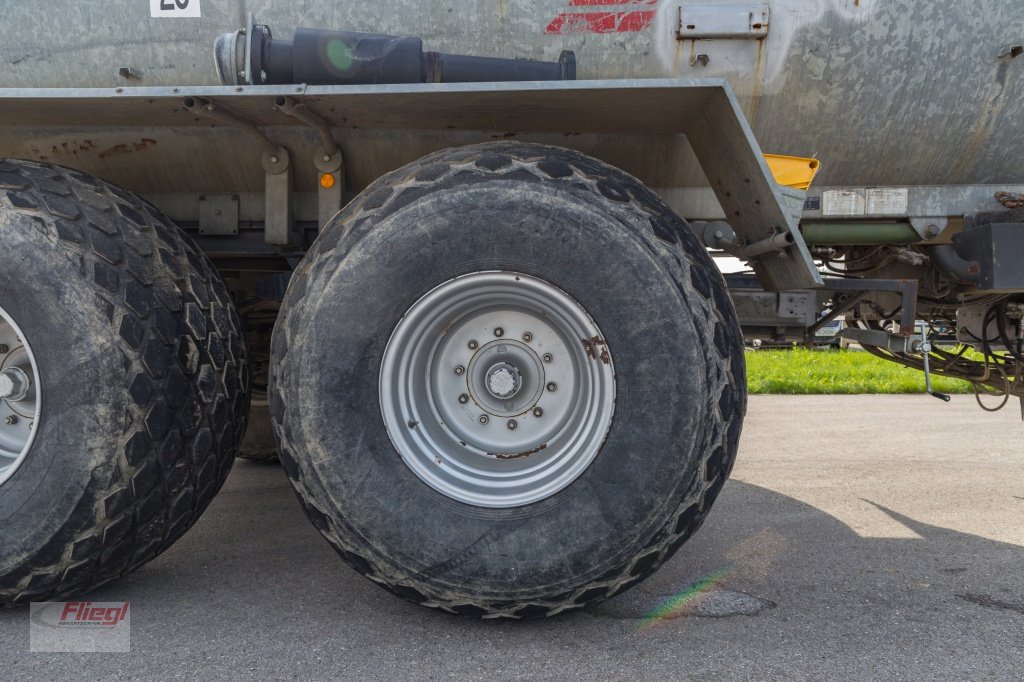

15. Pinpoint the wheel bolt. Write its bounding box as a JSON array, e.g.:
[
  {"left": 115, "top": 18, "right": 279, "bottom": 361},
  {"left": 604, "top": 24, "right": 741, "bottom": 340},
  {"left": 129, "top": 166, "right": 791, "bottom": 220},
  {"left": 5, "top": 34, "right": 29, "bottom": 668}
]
[
  {"left": 478, "top": 415, "right": 489, "bottom": 425},
  {"left": 533, "top": 407, "right": 543, "bottom": 418},
  {"left": 468, "top": 340, "right": 479, "bottom": 350},
  {"left": 454, "top": 365, "right": 465, "bottom": 376},
  {"left": 4, "top": 415, "right": 17, "bottom": 425},
  {"left": 494, "top": 327, "right": 504, "bottom": 337},
  {"left": 458, "top": 394, "right": 469, "bottom": 404},
  {"left": 543, "top": 353, "right": 553, "bottom": 363},
  {"left": 547, "top": 382, "right": 557, "bottom": 392},
  {"left": 522, "top": 332, "right": 533, "bottom": 343},
  {"left": 0, "top": 345, "right": 8, "bottom": 354},
  {"left": 506, "top": 419, "right": 517, "bottom": 430}
]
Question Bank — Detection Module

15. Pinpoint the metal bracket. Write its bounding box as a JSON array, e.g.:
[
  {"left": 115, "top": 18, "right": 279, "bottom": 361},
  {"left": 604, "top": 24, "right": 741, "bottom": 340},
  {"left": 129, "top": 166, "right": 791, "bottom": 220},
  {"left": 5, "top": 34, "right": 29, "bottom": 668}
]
[
  {"left": 274, "top": 96, "right": 345, "bottom": 230},
  {"left": 198, "top": 194, "right": 239, "bottom": 236},
  {"left": 184, "top": 96, "right": 299, "bottom": 246},
  {"left": 677, "top": 3, "right": 770, "bottom": 40},
  {"left": 824, "top": 278, "right": 919, "bottom": 335},
  {"left": 262, "top": 148, "right": 298, "bottom": 246},
  {"left": 840, "top": 328, "right": 921, "bottom": 354},
  {"left": 909, "top": 217, "right": 948, "bottom": 240}
]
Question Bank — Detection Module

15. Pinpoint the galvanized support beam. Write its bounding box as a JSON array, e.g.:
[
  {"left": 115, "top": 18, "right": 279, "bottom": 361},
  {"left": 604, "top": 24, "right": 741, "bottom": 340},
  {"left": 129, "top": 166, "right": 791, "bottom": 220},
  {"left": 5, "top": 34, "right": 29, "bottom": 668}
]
[{"left": 262, "top": 148, "right": 297, "bottom": 247}]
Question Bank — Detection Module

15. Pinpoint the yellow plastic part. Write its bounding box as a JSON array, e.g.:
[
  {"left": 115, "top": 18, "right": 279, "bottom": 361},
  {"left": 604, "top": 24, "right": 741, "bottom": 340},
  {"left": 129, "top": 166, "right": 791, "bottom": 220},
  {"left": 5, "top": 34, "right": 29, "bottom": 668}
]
[{"left": 764, "top": 154, "right": 821, "bottom": 190}]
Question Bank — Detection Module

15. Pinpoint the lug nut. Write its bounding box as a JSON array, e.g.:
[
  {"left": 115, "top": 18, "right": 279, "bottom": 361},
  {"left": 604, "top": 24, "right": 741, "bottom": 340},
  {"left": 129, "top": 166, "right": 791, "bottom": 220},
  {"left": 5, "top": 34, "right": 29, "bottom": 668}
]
[
  {"left": 4, "top": 415, "right": 17, "bottom": 425},
  {"left": 547, "top": 382, "right": 557, "bottom": 392},
  {"left": 458, "top": 394, "right": 469, "bottom": 404},
  {"left": 522, "top": 332, "right": 533, "bottom": 343},
  {"left": 494, "top": 327, "right": 504, "bottom": 337},
  {"left": 454, "top": 365, "right": 465, "bottom": 376},
  {"left": 468, "top": 340, "right": 479, "bottom": 350},
  {"left": 0, "top": 345, "right": 8, "bottom": 354},
  {"left": 478, "top": 415, "right": 489, "bottom": 425},
  {"left": 506, "top": 419, "right": 518, "bottom": 430},
  {"left": 543, "top": 353, "right": 553, "bottom": 363},
  {"left": 533, "top": 407, "right": 543, "bottom": 418}
]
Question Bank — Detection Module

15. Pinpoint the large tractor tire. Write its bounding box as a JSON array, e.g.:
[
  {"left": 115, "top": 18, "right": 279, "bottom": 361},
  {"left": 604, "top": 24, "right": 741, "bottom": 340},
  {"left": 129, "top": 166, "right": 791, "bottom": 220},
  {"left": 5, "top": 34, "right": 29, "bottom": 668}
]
[
  {"left": 271, "top": 142, "right": 745, "bottom": 617},
  {"left": 0, "top": 159, "right": 248, "bottom": 606}
]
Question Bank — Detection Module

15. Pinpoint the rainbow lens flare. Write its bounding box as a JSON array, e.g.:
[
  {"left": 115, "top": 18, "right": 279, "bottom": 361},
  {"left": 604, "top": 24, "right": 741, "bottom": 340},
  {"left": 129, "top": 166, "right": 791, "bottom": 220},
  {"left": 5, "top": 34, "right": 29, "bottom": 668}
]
[{"left": 633, "top": 567, "right": 732, "bottom": 632}]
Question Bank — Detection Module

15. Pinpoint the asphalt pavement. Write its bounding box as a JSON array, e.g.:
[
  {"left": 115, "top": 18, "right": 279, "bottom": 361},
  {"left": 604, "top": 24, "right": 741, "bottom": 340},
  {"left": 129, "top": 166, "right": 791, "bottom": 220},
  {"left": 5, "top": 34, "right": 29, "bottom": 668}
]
[{"left": 3, "top": 395, "right": 1023, "bottom": 680}]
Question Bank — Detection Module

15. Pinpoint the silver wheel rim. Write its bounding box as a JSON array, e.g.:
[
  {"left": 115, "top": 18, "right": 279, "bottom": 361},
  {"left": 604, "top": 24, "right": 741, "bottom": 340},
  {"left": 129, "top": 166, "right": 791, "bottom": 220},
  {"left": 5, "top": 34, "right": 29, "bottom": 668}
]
[
  {"left": 0, "top": 305, "right": 41, "bottom": 487},
  {"left": 380, "top": 271, "right": 616, "bottom": 508}
]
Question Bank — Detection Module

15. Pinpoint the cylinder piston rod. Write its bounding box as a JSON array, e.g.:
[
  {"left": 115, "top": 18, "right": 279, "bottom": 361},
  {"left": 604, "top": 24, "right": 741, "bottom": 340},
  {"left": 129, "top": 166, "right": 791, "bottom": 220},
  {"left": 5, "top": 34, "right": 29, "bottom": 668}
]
[{"left": 216, "top": 20, "right": 576, "bottom": 86}]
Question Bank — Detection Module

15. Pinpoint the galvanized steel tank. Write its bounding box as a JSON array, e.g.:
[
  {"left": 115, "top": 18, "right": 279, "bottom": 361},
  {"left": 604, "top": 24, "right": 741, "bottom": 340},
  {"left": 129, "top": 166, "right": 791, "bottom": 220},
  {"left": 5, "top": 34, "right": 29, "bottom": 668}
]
[{"left": 0, "top": 0, "right": 1021, "bottom": 189}]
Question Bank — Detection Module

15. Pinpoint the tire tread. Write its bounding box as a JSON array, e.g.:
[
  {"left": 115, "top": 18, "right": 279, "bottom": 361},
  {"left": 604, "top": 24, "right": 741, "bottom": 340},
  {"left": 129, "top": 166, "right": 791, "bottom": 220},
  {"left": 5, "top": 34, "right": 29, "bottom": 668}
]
[
  {"left": 0, "top": 159, "right": 248, "bottom": 606},
  {"left": 271, "top": 142, "right": 745, "bottom": 618}
]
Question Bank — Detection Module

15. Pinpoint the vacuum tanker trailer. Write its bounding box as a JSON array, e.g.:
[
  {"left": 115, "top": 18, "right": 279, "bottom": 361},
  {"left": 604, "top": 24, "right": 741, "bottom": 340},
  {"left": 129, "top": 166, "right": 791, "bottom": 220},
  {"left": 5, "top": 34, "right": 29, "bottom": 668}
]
[{"left": 0, "top": 0, "right": 1021, "bottom": 617}]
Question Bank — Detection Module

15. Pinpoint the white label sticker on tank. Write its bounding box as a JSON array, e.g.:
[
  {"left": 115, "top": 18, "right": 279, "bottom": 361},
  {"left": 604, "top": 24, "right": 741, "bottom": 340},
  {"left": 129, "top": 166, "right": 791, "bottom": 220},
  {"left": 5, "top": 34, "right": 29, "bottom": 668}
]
[
  {"left": 151, "top": 0, "right": 201, "bottom": 18},
  {"left": 822, "top": 190, "right": 865, "bottom": 217},
  {"left": 865, "top": 188, "right": 909, "bottom": 216}
]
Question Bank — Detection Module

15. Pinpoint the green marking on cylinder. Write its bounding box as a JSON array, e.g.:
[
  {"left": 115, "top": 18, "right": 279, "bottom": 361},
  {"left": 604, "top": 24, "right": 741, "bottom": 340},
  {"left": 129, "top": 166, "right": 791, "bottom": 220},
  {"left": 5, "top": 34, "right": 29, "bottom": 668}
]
[{"left": 325, "top": 39, "right": 353, "bottom": 71}]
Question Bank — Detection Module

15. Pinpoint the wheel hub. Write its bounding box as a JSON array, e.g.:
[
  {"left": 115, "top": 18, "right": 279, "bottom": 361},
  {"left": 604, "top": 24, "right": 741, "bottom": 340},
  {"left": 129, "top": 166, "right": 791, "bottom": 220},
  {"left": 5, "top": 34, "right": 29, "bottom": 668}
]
[
  {"left": 0, "top": 367, "right": 29, "bottom": 402},
  {"left": 0, "top": 308, "right": 41, "bottom": 487},
  {"left": 485, "top": 363, "right": 521, "bottom": 399},
  {"left": 465, "top": 339, "right": 545, "bottom": 420},
  {"left": 379, "top": 271, "right": 616, "bottom": 508}
]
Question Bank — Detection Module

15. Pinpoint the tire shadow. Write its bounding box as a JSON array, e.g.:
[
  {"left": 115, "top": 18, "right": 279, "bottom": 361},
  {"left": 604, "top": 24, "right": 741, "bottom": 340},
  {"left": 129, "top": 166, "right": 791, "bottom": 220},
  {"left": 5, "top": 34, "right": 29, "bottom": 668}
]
[
  {"left": 593, "top": 479, "right": 1024, "bottom": 623},
  {"left": 3, "top": 464, "right": 1023, "bottom": 678}
]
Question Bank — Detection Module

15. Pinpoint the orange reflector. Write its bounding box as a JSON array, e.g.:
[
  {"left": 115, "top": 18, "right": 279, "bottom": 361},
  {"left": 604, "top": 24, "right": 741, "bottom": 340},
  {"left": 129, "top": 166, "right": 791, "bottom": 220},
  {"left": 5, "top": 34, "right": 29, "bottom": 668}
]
[{"left": 319, "top": 173, "right": 336, "bottom": 190}]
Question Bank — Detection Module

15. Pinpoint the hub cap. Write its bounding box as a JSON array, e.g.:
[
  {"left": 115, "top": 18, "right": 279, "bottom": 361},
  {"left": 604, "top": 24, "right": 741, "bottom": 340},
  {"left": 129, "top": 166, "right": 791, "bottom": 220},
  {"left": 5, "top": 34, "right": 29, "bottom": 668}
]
[
  {"left": 379, "top": 272, "right": 616, "bottom": 508},
  {"left": 0, "top": 306, "right": 41, "bottom": 487}
]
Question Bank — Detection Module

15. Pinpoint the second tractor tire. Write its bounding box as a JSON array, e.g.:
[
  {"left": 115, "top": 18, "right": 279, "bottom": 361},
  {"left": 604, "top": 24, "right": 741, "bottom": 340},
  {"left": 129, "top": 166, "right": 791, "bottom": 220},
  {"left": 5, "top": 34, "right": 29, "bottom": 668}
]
[{"left": 271, "top": 142, "right": 745, "bottom": 617}]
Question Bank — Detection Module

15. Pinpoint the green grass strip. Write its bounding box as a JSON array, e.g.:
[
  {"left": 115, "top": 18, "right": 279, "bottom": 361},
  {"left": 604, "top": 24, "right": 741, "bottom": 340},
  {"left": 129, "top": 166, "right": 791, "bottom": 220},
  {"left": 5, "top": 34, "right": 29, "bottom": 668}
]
[{"left": 745, "top": 348, "right": 973, "bottom": 395}]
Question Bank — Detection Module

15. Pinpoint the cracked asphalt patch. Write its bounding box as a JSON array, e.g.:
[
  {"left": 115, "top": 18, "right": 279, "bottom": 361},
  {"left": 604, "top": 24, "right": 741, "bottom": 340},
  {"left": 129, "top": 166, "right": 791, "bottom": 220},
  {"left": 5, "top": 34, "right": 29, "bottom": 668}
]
[{"left": 1, "top": 395, "right": 1022, "bottom": 680}]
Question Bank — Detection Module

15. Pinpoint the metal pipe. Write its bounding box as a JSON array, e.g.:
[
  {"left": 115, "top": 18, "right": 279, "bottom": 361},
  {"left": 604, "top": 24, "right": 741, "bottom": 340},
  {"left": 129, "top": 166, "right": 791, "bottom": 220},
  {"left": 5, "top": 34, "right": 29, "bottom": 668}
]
[
  {"left": 801, "top": 222, "right": 921, "bottom": 245},
  {"left": 735, "top": 232, "right": 795, "bottom": 259},
  {"left": 183, "top": 97, "right": 280, "bottom": 159},
  {"left": 927, "top": 244, "right": 980, "bottom": 283},
  {"left": 273, "top": 96, "right": 338, "bottom": 159}
]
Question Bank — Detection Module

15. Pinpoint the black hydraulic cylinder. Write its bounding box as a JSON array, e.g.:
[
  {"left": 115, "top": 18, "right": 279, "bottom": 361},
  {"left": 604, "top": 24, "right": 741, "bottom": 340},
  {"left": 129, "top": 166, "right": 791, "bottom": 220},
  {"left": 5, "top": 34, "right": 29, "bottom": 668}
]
[{"left": 249, "top": 25, "right": 576, "bottom": 86}]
